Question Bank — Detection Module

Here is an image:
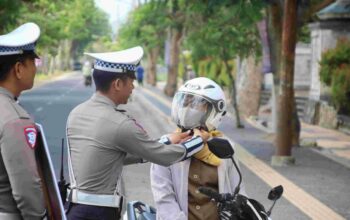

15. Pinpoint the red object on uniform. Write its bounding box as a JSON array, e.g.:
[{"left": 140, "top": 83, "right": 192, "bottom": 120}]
[{"left": 24, "top": 126, "right": 37, "bottom": 149}]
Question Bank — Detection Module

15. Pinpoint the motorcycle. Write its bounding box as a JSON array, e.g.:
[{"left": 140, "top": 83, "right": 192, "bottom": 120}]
[
  {"left": 123, "top": 201, "right": 156, "bottom": 220},
  {"left": 198, "top": 138, "right": 284, "bottom": 220},
  {"left": 84, "top": 75, "right": 92, "bottom": 86},
  {"left": 124, "top": 137, "right": 283, "bottom": 220}
]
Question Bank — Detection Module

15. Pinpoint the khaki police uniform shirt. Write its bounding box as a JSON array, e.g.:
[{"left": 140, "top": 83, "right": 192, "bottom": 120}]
[
  {"left": 67, "top": 93, "right": 186, "bottom": 194},
  {"left": 0, "top": 87, "right": 45, "bottom": 219}
]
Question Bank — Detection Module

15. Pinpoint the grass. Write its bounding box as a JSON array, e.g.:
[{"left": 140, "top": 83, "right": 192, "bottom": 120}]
[{"left": 34, "top": 71, "right": 67, "bottom": 86}]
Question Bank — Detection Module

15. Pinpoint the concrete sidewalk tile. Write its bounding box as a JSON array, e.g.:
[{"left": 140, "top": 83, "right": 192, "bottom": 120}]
[
  {"left": 333, "top": 149, "right": 350, "bottom": 160},
  {"left": 302, "top": 123, "right": 350, "bottom": 141},
  {"left": 235, "top": 144, "right": 345, "bottom": 220},
  {"left": 317, "top": 140, "right": 350, "bottom": 149},
  {"left": 300, "top": 131, "right": 336, "bottom": 139}
]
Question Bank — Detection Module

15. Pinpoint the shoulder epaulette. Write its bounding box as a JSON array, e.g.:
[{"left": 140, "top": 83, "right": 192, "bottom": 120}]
[{"left": 115, "top": 109, "right": 126, "bottom": 113}]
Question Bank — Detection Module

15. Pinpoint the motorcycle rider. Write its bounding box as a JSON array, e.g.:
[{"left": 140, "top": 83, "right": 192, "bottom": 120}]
[
  {"left": 151, "top": 77, "right": 246, "bottom": 220},
  {"left": 82, "top": 60, "right": 92, "bottom": 86}
]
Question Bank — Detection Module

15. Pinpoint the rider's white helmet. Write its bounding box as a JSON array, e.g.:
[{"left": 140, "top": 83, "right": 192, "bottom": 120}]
[{"left": 171, "top": 77, "right": 226, "bottom": 131}]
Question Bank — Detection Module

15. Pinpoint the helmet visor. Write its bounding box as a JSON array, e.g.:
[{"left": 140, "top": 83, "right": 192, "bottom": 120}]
[{"left": 171, "top": 92, "right": 213, "bottom": 130}]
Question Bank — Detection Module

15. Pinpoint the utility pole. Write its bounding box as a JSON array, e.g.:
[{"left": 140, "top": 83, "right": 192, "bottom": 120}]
[{"left": 273, "top": 0, "right": 298, "bottom": 165}]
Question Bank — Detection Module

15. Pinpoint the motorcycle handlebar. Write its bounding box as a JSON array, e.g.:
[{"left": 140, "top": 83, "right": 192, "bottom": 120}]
[{"left": 198, "top": 187, "right": 235, "bottom": 202}]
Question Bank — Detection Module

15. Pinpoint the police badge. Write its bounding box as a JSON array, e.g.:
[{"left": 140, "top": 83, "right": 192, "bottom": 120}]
[{"left": 24, "top": 126, "right": 37, "bottom": 149}]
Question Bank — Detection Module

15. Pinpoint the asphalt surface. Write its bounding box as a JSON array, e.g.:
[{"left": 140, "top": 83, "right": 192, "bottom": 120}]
[
  {"left": 17, "top": 74, "right": 350, "bottom": 219},
  {"left": 20, "top": 72, "right": 93, "bottom": 178}
]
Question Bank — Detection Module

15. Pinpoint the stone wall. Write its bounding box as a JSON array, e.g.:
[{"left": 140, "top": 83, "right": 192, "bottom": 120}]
[
  {"left": 261, "top": 43, "right": 311, "bottom": 91},
  {"left": 318, "top": 102, "right": 338, "bottom": 129},
  {"left": 294, "top": 43, "right": 311, "bottom": 90},
  {"left": 304, "top": 100, "right": 338, "bottom": 129}
]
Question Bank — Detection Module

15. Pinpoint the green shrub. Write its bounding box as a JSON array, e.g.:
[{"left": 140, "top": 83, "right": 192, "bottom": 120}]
[
  {"left": 319, "top": 38, "right": 350, "bottom": 114},
  {"left": 195, "top": 59, "right": 235, "bottom": 88}
]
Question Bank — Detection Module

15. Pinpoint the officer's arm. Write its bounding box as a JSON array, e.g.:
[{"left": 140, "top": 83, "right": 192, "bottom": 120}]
[
  {"left": 1, "top": 120, "right": 46, "bottom": 219},
  {"left": 123, "top": 153, "right": 145, "bottom": 165},
  {"left": 115, "top": 119, "right": 203, "bottom": 166}
]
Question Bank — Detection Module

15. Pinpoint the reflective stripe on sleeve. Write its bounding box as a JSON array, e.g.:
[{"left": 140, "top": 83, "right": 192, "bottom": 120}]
[{"left": 182, "top": 136, "right": 203, "bottom": 160}]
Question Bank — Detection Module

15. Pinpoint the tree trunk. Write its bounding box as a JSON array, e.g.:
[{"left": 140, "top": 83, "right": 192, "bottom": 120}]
[
  {"left": 267, "top": 4, "right": 283, "bottom": 80},
  {"left": 62, "top": 40, "right": 72, "bottom": 71},
  {"left": 267, "top": 3, "right": 300, "bottom": 149},
  {"left": 48, "top": 55, "right": 56, "bottom": 75},
  {"left": 275, "top": 0, "right": 298, "bottom": 156},
  {"left": 164, "top": 27, "right": 182, "bottom": 97},
  {"left": 56, "top": 44, "right": 63, "bottom": 72},
  {"left": 147, "top": 47, "right": 159, "bottom": 86},
  {"left": 237, "top": 55, "right": 263, "bottom": 118},
  {"left": 224, "top": 59, "right": 244, "bottom": 128},
  {"left": 38, "top": 51, "right": 49, "bottom": 74},
  {"left": 70, "top": 40, "right": 80, "bottom": 68}
]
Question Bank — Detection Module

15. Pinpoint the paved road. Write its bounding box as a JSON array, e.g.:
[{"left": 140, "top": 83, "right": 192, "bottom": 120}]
[{"left": 20, "top": 72, "right": 93, "bottom": 178}]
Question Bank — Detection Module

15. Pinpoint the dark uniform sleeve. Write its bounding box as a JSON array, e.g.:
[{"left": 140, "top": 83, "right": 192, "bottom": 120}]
[
  {"left": 115, "top": 118, "right": 186, "bottom": 166},
  {"left": 0, "top": 119, "right": 45, "bottom": 219}
]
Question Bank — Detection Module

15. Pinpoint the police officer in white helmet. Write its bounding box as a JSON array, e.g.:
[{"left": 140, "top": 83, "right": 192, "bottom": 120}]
[
  {"left": 65, "top": 46, "right": 209, "bottom": 219},
  {"left": 0, "top": 23, "right": 46, "bottom": 219}
]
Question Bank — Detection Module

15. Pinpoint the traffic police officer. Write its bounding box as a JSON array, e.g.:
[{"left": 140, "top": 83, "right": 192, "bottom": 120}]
[
  {"left": 66, "top": 46, "right": 208, "bottom": 219},
  {"left": 0, "top": 23, "right": 46, "bottom": 219}
]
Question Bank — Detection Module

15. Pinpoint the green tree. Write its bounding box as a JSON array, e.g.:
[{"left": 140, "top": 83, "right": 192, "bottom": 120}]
[
  {"left": 62, "top": 0, "right": 111, "bottom": 59},
  {"left": 118, "top": 1, "right": 168, "bottom": 86},
  {"left": 2, "top": 0, "right": 111, "bottom": 69},
  {"left": 0, "top": 0, "right": 22, "bottom": 32},
  {"left": 184, "top": 0, "right": 264, "bottom": 127},
  {"left": 320, "top": 38, "right": 350, "bottom": 114}
]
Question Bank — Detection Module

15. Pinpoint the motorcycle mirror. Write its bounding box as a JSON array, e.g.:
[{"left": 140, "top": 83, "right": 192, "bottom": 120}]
[
  {"left": 266, "top": 185, "right": 283, "bottom": 216},
  {"left": 208, "top": 138, "right": 243, "bottom": 197},
  {"left": 268, "top": 185, "right": 283, "bottom": 201},
  {"left": 207, "top": 138, "right": 234, "bottom": 159}
]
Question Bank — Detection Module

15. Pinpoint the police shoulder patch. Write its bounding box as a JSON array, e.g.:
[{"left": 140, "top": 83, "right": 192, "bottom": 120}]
[
  {"left": 24, "top": 126, "right": 37, "bottom": 149},
  {"left": 132, "top": 119, "right": 147, "bottom": 134}
]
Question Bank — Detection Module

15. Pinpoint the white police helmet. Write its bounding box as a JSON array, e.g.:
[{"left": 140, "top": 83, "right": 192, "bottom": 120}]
[{"left": 171, "top": 77, "right": 226, "bottom": 131}]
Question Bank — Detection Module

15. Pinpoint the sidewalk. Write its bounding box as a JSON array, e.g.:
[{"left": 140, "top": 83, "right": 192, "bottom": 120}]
[
  {"left": 138, "top": 81, "right": 350, "bottom": 220},
  {"left": 247, "top": 113, "right": 350, "bottom": 169}
]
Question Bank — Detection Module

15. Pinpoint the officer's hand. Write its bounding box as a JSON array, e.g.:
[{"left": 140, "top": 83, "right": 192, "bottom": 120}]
[
  {"left": 168, "top": 131, "right": 192, "bottom": 144},
  {"left": 193, "top": 128, "right": 210, "bottom": 143}
]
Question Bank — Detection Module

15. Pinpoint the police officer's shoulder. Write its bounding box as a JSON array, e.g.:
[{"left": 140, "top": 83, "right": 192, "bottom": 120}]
[
  {"left": 114, "top": 110, "right": 148, "bottom": 135},
  {"left": 0, "top": 96, "right": 30, "bottom": 128},
  {"left": 114, "top": 108, "right": 134, "bottom": 120},
  {"left": 111, "top": 108, "right": 142, "bottom": 130}
]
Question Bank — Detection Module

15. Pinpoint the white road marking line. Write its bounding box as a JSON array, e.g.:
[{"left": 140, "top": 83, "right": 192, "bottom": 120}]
[{"left": 36, "top": 107, "right": 43, "bottom": 112}]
